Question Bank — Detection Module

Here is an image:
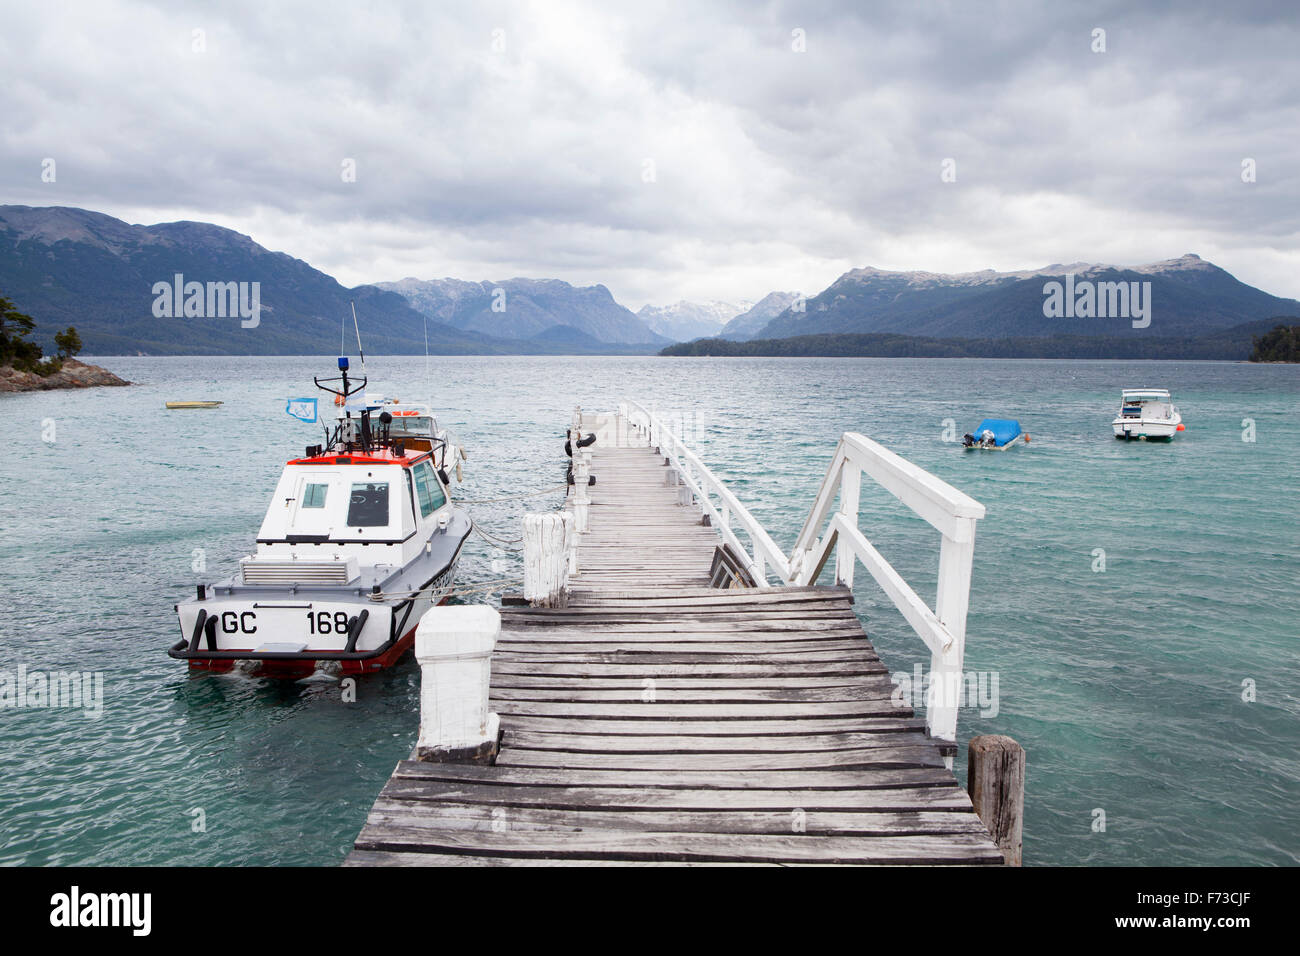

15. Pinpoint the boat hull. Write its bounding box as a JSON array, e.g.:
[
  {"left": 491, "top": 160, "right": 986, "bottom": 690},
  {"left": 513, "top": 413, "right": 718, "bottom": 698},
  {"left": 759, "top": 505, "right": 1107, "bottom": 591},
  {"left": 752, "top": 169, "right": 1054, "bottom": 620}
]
[
  {"left": 171, "top": 547, "right": 463, "bottom": 678},
  {"left": 181, "top": 595, "right": 449, "bottom": 677},
  {"left": 1112, "top": 418, "right": 1179, "bottom": 440}
]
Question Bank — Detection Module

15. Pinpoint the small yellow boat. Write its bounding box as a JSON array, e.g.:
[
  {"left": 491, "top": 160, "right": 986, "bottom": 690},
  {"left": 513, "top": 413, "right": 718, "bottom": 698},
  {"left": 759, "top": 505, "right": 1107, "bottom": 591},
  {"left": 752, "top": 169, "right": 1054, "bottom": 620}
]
[{"left": 165, "top": 401, "right": 224, "bottom": 409}]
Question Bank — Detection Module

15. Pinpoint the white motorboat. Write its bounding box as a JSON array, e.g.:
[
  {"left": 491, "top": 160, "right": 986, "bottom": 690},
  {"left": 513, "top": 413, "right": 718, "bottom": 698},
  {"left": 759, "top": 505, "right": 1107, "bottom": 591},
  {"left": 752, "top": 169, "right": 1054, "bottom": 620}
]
[
  {"left": 1112, "top": 388, "right": 1183, "bottom": 441},
  {"left": 169, "top": 357, "right": 471, "bottom": 678}
]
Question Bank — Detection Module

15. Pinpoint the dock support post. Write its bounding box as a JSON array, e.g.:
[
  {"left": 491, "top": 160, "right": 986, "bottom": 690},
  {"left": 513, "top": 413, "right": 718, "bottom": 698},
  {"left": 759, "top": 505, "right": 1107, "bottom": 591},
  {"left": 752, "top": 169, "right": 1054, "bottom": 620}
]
[
  {"left": 523, "top": 512, "right": 571, "bottom": 606},
  {"left": 414, "top": 605, "right": 501, "bottom": 764},
  {"left": 967, "top": 734, "right": 1025, "bottom": 866}
]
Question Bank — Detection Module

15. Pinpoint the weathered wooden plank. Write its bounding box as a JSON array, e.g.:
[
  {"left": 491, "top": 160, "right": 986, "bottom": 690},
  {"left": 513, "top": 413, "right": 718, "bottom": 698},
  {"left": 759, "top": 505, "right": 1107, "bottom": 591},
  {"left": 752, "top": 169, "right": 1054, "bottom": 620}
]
[
  {"left": 392, "top": 761, "right": 953, "bottom": 790},
  {"left": 496, "top": 714, "right": 927, "bottom": 736},
  {"left": 490, "top": 660, "right": 890, "bottom": 678},
  {"left": 494, "top": 744, "right": 945, "bottom": 770},
  {"left": 491, "top": 650, "right": 885, "bottom": 667},
  {"left": 563, "top": 589, "right": 851, "bottom": 606},
  {"left": 489, "top": 674, "right": 882, "bottom": 690},
  {"left": 366, "top": 798, "right": 990, "bottom": 835},
  {"left": 503, "top": 599, "right": 855, "bottom": 615},
  {"left": 490, "top": 684, "right": 900, "bottom": 703},
  {"left": 494, "top": 639, "right": 874, "bottom": 656},
  {"left": 378, "top": 777, "right": 976, "bottom": 811},
  {"left": 353, "top": 825, "right": 1004, "bottom": 864},
  {"left": 344, "top": 850, "right": 760, "bottom": 867},
  {"left": 499, "top": 730, "right": 932, "bottom": 754},
  {"left": 490, "top": 699, "right": 909, "bottom": 719},
  {"left": 499, "top": 620, "right": 869, "bottom": 634}
]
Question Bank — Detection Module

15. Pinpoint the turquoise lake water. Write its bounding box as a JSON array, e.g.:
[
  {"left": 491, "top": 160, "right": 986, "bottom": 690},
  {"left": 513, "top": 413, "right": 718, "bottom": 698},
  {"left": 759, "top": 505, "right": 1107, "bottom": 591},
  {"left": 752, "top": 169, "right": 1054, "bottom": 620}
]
[{"left": 0, "top": 355, "right": 1296, "bottom": 866}]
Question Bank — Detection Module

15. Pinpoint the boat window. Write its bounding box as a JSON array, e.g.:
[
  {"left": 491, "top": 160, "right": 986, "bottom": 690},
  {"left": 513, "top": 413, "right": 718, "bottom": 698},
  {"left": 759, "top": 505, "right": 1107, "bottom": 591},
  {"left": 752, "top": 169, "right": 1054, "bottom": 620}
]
[
  {"left": 413, "top": 462, "right": 446, "bottom": 517},
  {"left": 347, "top": 482, "right": 390, "bottom": 527},
  {"left": 301, "top": 483, "right": 329, "bottom": 508}
]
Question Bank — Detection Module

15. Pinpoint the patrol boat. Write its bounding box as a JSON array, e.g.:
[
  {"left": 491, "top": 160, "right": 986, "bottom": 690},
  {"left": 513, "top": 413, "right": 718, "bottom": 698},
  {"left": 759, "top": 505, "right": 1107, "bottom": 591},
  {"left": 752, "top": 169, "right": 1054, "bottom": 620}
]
[{"left": 169, "top": 357, "right": 471, "bottom": 677}]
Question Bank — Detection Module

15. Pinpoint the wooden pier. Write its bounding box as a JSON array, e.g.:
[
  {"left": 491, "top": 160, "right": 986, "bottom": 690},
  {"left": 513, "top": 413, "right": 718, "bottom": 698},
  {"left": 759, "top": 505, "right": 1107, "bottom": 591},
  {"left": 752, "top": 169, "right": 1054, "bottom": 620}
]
[{"left": 346, "top": 406, "right": 1008, "bottom": 866}]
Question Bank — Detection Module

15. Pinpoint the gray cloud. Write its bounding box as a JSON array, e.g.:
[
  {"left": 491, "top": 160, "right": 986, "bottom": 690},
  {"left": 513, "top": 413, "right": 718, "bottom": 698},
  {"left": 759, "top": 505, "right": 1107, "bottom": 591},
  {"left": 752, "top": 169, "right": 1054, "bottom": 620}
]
[{"left": 2, "top": 0, "right": 1297, "bottom": 307}]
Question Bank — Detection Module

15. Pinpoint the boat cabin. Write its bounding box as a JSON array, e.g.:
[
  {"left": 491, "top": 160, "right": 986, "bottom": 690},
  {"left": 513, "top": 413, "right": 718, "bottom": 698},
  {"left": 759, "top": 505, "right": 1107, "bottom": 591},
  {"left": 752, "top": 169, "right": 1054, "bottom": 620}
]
[
  {"left": 1117, "top": 389, "right": 1174, "bottom": 420},
  {"left": 248, "top": 448, "right": 452, "bottom": 574}
]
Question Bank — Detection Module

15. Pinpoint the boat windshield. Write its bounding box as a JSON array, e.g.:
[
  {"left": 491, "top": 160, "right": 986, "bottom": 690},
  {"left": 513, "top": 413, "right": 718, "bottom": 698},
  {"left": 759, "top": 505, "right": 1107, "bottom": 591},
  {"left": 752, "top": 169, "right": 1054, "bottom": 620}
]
[{"left": 388, "top": 415, "right": 434, "bottom": 438}]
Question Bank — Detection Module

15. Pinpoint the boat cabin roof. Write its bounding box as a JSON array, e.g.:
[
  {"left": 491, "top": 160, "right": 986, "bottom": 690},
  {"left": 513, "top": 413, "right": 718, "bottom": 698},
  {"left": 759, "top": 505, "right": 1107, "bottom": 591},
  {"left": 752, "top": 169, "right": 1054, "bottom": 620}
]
[{"left": 1121, "top": 388, "right": 1171, "bottom": 401}]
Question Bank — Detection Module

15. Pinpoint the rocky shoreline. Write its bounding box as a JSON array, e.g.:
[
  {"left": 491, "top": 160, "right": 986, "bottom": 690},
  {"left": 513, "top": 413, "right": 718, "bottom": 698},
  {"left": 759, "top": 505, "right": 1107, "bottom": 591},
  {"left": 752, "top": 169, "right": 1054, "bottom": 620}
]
[{"left": 0, "top": 358, "right": 131, "bottom": 392}]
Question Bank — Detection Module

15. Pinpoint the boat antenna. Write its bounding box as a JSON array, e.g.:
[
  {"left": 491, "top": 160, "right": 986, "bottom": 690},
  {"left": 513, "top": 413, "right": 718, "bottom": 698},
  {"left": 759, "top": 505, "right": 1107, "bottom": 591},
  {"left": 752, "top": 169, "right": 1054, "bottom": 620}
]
[{"left": 350, "top": 301, "right": 367, "bottom": 374}]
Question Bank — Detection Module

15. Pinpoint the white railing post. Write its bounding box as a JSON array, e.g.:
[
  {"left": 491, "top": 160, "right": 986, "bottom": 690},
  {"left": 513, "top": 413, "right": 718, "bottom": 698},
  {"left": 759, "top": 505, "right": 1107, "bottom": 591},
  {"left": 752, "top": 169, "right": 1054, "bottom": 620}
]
[
  {"left": 927, "top": 517, "right": 978, "bottom": 746},
  {"left": 566, "top": 509, "right": 579, "bottom": 578},
  {"left": 834, "top": 464, "right": 861, "bottom": 588},
  {"left": 523, "top": 512, "right": 571, "bottom": 607},
  {"left": 415, "top": 605, "right": 501, "bottom": 763},
  {"left": 572, "top": 456, "right": 590, "bottom": 533}
]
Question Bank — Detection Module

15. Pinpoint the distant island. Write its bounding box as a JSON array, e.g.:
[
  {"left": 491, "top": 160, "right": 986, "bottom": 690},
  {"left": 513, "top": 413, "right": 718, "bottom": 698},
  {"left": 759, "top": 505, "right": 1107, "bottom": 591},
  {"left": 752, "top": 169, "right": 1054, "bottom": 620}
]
[
  {"left": 0, "top": 293, "right": 129, "bottom": 392},
  {"left": 660, "top": 318, "right": 1296, "bottom": 360},
  {"left": 1249, "top": 325, "right": 1300, "bottom": 362}
]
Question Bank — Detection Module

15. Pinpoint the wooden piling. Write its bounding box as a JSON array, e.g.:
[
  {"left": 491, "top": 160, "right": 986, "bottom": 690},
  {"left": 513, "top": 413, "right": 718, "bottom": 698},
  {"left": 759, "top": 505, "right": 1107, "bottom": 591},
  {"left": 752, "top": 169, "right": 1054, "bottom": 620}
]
[
  {"left": 966, "top": 734, "right": 1025, "bottom": 865},
  {"left": 522, "top": 512, "right": 571, "bottom": 607}
]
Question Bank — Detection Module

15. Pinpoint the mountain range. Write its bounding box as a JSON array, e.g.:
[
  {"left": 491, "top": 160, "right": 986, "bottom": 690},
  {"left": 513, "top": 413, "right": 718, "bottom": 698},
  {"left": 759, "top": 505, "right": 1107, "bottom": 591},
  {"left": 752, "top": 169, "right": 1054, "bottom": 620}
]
[
  {"left": 0, "top": 206, "right": 667, "bottom": 355},
  {"left": 3, "top": 205, "right": 1296, "bottom": 357},
  {"left": 0, "top": 206, "right": 487, "bottom": 355},
  {"left": 747, "top": 256, "right": 1300, "bottom": 341},
  {"left": 720, "top": 291, "right": 803, "bottom": 340},
  {"left": 374, "top": 276, "right": 670, "bottom": 347},
  {"left": 636, "top": 299, "right": 752, "bottom": 342}
]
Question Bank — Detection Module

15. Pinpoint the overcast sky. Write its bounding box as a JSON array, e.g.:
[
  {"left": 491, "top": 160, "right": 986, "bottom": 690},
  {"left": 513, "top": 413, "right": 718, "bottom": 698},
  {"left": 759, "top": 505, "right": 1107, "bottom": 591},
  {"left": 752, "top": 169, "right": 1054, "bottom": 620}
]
[{"left": 2, "top": 0, "right": 1297, "bottom": 307}]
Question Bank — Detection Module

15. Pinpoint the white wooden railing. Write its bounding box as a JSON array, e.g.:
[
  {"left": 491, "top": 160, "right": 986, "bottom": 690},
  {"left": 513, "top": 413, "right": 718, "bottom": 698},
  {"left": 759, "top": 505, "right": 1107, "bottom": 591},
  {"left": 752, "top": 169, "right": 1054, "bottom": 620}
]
[
  {"left": 623, "top": 401, "right": 986, "bottom": 745},
  {"left": 624, "top": 401, "right": 791, "bottom": 588}
]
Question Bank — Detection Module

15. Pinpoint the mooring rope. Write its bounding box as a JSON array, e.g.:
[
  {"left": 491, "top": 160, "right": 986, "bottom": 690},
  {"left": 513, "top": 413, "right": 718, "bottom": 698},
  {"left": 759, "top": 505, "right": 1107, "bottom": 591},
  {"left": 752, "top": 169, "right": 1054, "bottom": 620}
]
[
  {"left": 376, "top": 575, "right": 524, "bottom": 601},
  {"left": 453, "top": 483, "right": 569, "bottom": 505},
  {"left": 469, "top": 517, "right": 526, "bottom": 550}
]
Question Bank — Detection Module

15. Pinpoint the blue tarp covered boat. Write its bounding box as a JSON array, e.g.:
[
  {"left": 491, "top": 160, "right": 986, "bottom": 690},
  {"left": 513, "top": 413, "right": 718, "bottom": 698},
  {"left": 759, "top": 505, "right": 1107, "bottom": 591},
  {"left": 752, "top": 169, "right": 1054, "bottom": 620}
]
[{"left": 963, "top": 419, "right": 1026, "bottom": 450}]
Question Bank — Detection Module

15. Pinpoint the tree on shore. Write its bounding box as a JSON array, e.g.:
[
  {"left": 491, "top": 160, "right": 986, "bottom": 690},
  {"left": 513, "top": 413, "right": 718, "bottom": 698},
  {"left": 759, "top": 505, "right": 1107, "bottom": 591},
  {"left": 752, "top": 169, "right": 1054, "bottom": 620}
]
[
  {"left": 1249, "top": 325, "right": 1300, "bottom": 363},
  {"left": 54, "top": 326, "right": 83, "bottom": 360},
  {"left": 0, "top": 294, "right": 62, "bottom": 375}
]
